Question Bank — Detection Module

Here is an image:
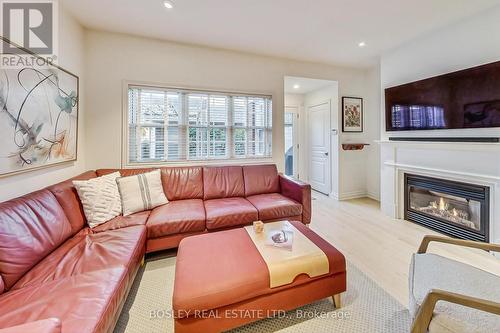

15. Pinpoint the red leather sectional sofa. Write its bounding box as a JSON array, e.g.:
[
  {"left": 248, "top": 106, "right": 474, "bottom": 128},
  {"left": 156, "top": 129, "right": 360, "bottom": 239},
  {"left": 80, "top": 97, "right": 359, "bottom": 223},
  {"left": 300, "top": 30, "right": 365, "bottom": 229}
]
[{"left": 0, "top": 164, "right": 310, "bottom": 333}]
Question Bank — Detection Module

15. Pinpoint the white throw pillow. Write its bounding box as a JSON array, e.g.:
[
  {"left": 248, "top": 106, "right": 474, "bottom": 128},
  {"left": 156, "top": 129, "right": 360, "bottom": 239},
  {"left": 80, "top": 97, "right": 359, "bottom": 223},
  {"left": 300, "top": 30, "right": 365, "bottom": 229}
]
[
  {"left": 73, "top": 172, "right": 122, "bottom": 228},
  {"left": 116, "top": 169, "right": 168, "bottom": 216}
]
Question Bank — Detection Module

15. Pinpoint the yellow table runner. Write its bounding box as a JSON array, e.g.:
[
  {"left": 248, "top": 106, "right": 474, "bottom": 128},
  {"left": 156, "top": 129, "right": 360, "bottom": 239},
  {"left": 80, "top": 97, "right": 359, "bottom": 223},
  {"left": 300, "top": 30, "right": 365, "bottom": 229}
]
[{"left": 244, "top": 221, "right": 330, "bottom": 288}]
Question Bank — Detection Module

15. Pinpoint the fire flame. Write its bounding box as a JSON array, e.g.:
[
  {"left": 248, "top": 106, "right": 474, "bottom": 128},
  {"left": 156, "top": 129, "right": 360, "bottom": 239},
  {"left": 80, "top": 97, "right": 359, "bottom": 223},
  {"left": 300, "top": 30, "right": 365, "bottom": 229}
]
[{"left": 439, "top": 197, "right": 446, "bottom": 211}]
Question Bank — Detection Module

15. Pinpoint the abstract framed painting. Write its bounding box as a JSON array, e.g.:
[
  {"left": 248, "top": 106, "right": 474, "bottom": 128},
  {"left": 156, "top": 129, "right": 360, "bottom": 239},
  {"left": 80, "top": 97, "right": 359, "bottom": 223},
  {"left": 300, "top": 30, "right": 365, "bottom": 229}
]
[
  {"left": 342, "top": 96, "right": 363, "bottom": 132},
  {"left": 0, "top": 37, "right": 78, "bottom": 177}
]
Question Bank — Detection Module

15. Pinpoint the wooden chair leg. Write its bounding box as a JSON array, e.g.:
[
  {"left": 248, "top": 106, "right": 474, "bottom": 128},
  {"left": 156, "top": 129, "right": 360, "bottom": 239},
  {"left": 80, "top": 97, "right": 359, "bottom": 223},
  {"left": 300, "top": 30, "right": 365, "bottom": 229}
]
[
  {"left": 332, "top": 293, "right": 342, "bottom": 309},
  {"left": 141, "top": 256, "right": 145, "bottom": 267}
]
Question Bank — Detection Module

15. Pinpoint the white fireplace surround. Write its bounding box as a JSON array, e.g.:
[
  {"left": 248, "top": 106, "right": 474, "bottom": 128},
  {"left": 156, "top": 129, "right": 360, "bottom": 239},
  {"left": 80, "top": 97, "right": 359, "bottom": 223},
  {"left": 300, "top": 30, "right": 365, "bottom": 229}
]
[{"left": 379, "top": 140, "right": 500, "bottom": 257}]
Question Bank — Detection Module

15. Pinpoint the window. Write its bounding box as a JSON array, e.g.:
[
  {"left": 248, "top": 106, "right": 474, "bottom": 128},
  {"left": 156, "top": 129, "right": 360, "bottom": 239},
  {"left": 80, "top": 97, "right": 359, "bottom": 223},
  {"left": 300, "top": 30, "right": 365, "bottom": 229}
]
[{"left": 127, "top": 86, "right": 272, "bottom": 164}]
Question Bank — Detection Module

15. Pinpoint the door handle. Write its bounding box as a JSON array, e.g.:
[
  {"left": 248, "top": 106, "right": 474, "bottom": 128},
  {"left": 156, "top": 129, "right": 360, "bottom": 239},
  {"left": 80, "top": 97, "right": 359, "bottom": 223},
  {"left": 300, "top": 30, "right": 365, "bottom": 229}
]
[{"left": 324, "top": 152, "right": 329, "bottom": 156}]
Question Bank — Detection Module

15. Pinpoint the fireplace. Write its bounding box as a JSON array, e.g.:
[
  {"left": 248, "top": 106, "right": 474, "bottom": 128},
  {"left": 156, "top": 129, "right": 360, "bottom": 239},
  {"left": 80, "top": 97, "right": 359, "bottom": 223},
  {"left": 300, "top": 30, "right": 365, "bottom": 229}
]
[{"left": 404, "top": 174, "right": 489, "bottom": 242}]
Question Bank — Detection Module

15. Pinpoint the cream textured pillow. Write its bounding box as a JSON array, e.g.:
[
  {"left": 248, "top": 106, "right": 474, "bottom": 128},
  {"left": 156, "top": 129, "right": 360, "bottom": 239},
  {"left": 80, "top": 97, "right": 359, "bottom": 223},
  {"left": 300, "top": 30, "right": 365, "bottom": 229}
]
[
  {"left": 73, "top": 172, "right": 122, "bottom": 228},
  {"left": 116, "top": 169, "right": 168, "bottom": 216}
]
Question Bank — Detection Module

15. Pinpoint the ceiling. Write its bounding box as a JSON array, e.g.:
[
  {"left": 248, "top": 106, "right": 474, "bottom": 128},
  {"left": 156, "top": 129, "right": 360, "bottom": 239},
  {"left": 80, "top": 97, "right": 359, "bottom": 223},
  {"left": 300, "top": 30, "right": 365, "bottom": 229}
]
[
  {"left": 61, "top": 0, "right": 500, "bottom": 67},
  {"left": 284, "top": 76, "right": 336, "bottom": 94}
]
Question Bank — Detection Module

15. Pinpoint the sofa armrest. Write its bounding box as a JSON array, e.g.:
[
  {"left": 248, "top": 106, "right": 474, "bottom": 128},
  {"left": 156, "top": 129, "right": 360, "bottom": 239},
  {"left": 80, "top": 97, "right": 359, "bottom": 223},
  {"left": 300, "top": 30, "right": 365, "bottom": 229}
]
[
  {"left": 279, "top": 174, "right": 312, "bottom": 224},
  {"left": 0, "top": 318, "right": 61, "bottom": 333},
  {"left": 411, "top": 289, "right": 500, "bottom": 333},
  {"left": 418, "top": 235, "right": 500, "bottom": 254}
]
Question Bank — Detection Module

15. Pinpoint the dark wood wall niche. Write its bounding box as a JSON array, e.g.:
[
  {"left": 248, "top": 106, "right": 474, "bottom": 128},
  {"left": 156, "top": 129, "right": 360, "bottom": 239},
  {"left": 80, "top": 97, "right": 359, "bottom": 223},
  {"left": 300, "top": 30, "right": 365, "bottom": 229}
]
[{"left": 385, "top": 60, "right": 500, "bottom": 131}]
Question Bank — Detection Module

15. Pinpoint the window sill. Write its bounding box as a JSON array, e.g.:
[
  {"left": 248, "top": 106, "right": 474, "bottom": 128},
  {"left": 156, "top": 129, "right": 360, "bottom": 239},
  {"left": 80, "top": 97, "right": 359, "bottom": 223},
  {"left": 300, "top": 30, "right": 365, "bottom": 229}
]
[{"left": 122, "top": 157, "right": 274, "bottom": 169}]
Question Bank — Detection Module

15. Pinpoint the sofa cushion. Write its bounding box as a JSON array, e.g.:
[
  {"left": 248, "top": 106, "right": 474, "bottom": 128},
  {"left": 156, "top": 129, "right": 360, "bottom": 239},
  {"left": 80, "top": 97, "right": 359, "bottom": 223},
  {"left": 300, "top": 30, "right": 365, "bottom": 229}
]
[
  {"left": 12, "top": 225, "right": 146, "bottom": 290},
  {"left": 73, "top": 172, "right": 122, "bottom": 228},
  {"left": 0, "top": 318, "right": 61, "bottom": 333},
  {"left": 246, "top": 193, "right": 302, "bottom": 221},
  {"left": 204, "top": 197, "right": 258, "bottom": 230},
  {"left": 203, "top": 166, "right": 245, "bottom": 200},
  {"left": 409, "top": 253, "right": 500, "bottom": 333},
  {"left": 0, "top": 267, "right": 130, "bottom": 333},
  {"left": 91, "top": 210, "right": 150, "bottom": 233},
  {"left": 147, "top": 200, "right": 206, "bottom": 238},
  {"left": 116, "top": 170, "right": 168, "bottom": 216},
  {"left": 47, "top": 171, "right": 98, "bottom": 236},
  {"left": 243, "top": 164, "right": 280, "bottom": 197},
  {"left": 98, "top": 167, "right": 205, "bottom": 201},
  {"left": 161, "top": 167, "right": 204, "bottom": 200},
  {"left": 0, "top": 190, "right": 72, "bottom": 291}
]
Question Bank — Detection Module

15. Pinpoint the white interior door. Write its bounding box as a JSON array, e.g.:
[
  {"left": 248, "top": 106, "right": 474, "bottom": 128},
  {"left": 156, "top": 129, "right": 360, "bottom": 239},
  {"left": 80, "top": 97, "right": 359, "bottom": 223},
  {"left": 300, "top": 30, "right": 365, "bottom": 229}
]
[{"left": 308, "top": 101, "right": 331, "bottom": 194}]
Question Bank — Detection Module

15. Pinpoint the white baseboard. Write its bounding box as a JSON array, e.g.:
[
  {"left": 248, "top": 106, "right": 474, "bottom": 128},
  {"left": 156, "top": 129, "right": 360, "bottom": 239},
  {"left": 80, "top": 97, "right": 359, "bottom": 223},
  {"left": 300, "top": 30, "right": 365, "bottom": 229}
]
[
  {"left": 326, "top": 190, "right": 380, "bottom": 201},
  {"left": 338, "top": 190, "right": 368, "bottom": 200},
  {"left": 366, "top": 191, "right": 380, "bottom": 201}
]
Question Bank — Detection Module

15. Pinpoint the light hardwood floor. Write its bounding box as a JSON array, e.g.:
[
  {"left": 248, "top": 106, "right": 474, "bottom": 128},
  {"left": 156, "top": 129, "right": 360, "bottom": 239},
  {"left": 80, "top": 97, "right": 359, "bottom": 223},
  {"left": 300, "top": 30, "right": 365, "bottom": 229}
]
[{"left": 309, "top": 192, "right": 500, "bottom": 306}]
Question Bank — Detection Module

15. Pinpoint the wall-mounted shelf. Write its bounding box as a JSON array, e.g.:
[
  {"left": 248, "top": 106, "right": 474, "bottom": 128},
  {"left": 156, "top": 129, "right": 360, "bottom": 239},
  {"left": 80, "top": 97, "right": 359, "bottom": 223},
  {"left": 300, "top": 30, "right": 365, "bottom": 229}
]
[{"left": 342, "top": 143, "right": 370, "bottom": 151}]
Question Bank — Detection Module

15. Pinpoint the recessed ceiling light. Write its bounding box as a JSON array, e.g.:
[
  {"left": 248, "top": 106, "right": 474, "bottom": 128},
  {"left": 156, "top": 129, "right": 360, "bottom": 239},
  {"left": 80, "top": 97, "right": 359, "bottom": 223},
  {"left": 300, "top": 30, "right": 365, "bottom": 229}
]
[
  {"left": 358, "top": 41, "right": 366, "bottom": 48},
  {"left": 163, "top": 0, "right": 174, "bottom": 9},
  {"left": 293, "top": 84, "right": 300, "bottom": 89}
]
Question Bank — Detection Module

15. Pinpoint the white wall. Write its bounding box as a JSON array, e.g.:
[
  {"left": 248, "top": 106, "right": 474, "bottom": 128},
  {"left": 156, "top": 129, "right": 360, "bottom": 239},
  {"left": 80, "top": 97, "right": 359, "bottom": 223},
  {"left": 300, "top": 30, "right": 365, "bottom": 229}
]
[
  {"left": 379, "top": 6, "right": 500, "bottom": 243},
  {"left": 84, "top": 30, "right": 377, "bottom": 177},
  {"left": 284, "top": 93, "right": 304, "bottom": 109},
  {"left": 337, "top": 66, "right": 381, "bottom": 200},
  {"left": 0, "top": 6, "right": 86, "bottom": 202},
  {"left": 381, "top": 5, "right": 500, "bottom": 139}
]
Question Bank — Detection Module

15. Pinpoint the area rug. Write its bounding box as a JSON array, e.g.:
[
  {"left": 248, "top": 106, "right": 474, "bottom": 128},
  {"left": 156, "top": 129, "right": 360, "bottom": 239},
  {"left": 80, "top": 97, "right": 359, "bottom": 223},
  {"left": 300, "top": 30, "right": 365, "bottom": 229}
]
[{"left": 114, "top": 252, "right": 411, "bottom": 333}]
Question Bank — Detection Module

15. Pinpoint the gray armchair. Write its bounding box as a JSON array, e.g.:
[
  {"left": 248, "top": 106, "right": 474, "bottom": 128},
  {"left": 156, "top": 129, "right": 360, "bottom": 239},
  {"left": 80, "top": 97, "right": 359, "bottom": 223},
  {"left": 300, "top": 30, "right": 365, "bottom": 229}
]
[{"left": 409, "top": 235, "right": 500, "bottom": 333}]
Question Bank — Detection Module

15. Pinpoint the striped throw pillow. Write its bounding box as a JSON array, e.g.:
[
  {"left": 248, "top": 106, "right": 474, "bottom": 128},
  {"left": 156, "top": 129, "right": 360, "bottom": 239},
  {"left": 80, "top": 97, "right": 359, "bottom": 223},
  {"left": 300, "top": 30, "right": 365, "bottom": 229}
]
[{"left": 116, "top": 170, "right": 168, "bottom": 216}]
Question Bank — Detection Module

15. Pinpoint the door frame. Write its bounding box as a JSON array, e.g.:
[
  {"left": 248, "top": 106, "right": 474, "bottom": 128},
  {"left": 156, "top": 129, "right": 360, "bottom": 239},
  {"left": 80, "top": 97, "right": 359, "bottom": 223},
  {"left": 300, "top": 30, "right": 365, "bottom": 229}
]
[
  {"left": 307, "top": 99, "right": 332, "bottom": 195},
  {"left": 284, "top": 106, "right": 299, "bottom": 178}
]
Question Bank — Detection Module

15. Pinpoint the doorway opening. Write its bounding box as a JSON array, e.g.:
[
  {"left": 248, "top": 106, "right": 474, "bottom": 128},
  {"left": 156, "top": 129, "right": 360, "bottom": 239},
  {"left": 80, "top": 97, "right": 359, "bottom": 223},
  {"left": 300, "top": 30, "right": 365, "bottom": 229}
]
[{"left": 284, "top": 76, "right": 339, "bottom": 196}]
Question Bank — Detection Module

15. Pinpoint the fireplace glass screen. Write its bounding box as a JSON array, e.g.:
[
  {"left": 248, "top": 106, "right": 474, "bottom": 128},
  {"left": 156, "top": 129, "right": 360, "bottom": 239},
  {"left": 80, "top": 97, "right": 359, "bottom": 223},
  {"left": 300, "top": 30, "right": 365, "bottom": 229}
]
[
  {"left": 408, "top": 186, "right": 481, "bottom": 231},
  {"left": 405, "top": 174, "right": 489, "bottom": 242}
]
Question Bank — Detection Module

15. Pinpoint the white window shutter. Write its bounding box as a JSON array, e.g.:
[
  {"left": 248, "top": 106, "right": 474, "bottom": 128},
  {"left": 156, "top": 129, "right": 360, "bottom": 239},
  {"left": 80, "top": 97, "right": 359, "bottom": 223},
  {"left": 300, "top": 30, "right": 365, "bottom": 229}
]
[{"left": 127, "top": 86, "right": 272, "bottom": 163}]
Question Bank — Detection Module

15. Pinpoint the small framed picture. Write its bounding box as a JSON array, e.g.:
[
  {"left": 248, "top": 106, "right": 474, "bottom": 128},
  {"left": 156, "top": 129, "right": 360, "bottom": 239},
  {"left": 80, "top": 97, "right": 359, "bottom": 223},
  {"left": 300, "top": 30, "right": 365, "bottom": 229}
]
[{"left": 342, "top": 97, "right": 363, "bottom": 132}]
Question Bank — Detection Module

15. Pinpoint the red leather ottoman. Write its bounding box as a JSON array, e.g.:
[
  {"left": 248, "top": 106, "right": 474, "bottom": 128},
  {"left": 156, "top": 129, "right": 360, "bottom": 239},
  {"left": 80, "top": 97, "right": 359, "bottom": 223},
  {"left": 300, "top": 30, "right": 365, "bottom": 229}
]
[{"left": 173, "top": 221, "right": 346, "bottom": 333}]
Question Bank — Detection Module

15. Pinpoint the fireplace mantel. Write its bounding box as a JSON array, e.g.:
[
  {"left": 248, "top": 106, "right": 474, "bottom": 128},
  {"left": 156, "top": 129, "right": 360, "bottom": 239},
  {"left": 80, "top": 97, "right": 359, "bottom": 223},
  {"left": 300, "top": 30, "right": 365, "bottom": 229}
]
[
  {"left": 379, "top": 139, "right": 500, "bottom": 257},
  {"left": 383, "top": 162, "right": 500, "bottom": 183}
]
